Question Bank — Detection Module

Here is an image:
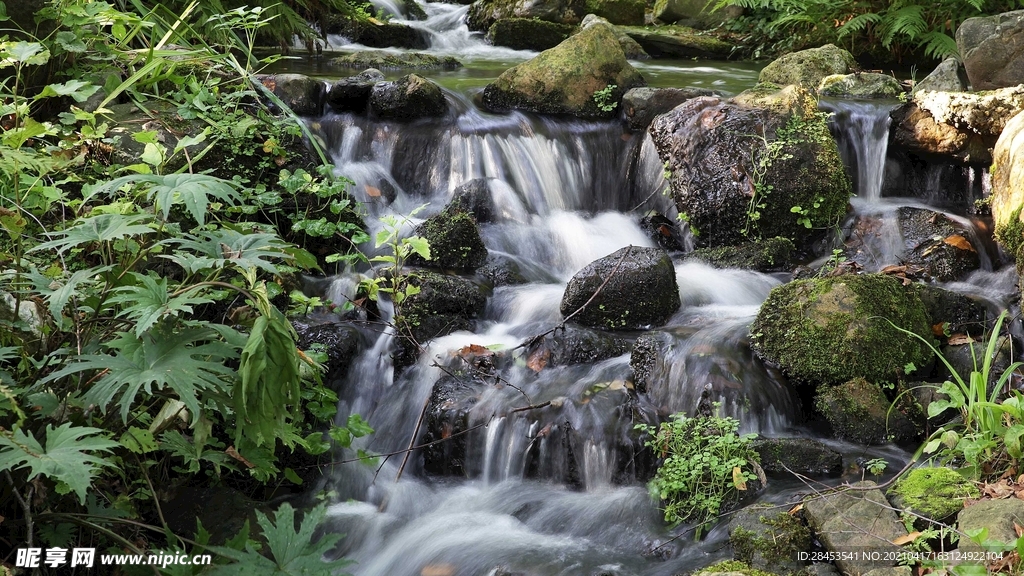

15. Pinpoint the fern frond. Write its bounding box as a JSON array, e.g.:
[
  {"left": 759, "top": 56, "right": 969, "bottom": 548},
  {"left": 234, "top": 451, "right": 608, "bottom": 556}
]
[
  {"left": 918, "top": 30, "right": 959, "bottom": 60},
  {"left": 879, "top": 4, "right": 927, "bottom": 47},
  {"left": 837, "top": 12, "right": 881, "bottom": 39}
]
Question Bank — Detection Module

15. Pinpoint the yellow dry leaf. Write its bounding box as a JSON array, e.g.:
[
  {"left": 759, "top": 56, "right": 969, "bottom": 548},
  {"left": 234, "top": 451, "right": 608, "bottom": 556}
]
[
  {"left": 944, "top": 235, "right": 976, "bottom": 252},
  {"left": 732, "top": 466, "right": 747, "bottom": 491},
  {"left": 893, "top": 531, "right": 921, "bottom": 546}
]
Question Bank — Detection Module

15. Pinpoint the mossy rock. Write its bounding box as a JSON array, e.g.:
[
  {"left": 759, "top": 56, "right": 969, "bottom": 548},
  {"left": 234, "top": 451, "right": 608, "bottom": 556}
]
[
  {"left": 818, "top": 72, "right": 903, "bottom": 98},
  {"left": 369, "top": 74, "right": 448, "bottom": 121},
  {"left": 485, "top": 18, "right": 575, "bottom": 51},
  {"left": 888, "top": 467, "right": 978, "bottom": 528},
  {"left": 584, "top": 0, "right": 644, "bottom": 25},
  {"left": 750, "top": 274, "right": 933, "bottom": 386},
  {"left": 991, "top": 110, "right": 1024, "bottom": 261},
  {"left": 393, "top": 271, "right": 488, "bottom": 367},
  {"left": 815, "top": 378, "right": 923, "bottom": 444},
  {"left": 409, "top": 205, "right": 488, "bottom": 270},
  {"left": 618, "top": 25, "right": 734, "bottom": 59},
  {"left": 729, "top": 504, "right": 811, "bottom": 574},
  {"left": 466, "top": 0, "right": 587, "bottom": 32},
  {"left": 751, "top": 437, "right": 842, "bottom": 477},
  {"left": 692, "top": 560, "right": 778, "bottom": 576},
  {"left": 687, "top": 237, "right": 795, "bottom": 272},
  {"left": 758, "top": 44, "right": 858, "bottom": 92},
  {"left": 329, "top": 50, "right": 463, "bottom": 70},
  {"left": 481, "top": 24, "right": 646, "bottom": 118}
]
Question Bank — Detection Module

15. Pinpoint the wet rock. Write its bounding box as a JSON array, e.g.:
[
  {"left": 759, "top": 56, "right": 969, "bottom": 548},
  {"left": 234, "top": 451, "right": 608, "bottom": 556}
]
[
  {"left": 863, "top": 567, "right": 913, "bottom": 576},
  {"left": 369, "top": 74, "right": 448, "bottom": 121},
  {"left": 409, "top": 205, "right": 488, "bottom": 270},
  {"left": 694, "top": 560, "right": 779, "bottom": 576},
  {"left": 450, "top": 179, "right": 497, "bottom": 223},
  {"left": 621, "top": 86, "right": 714, "bottom": 132},
  {"left": 561, "top": 246, "right": 680, "bottom": 330},
  {"left": 629, "top": 331, "right": 674, "bottom": 393},
  {"left": 481, "top": 24, "right": 646, "bottom": 119},
  {"left": 394, "top": 271, "right": 488, "bottom": 367},
  {"left": 584, "top": 0, "right": 644, "bottom": 25},
  {"left": 751, "top": 437, "right": 843, "bottom": 477},
  {"left": 888, "top": 467, "right": 978, "bottom": 529},
  {"left": 649, "top": 86, "right": 850, "bottom": 249},
  {"left": 421, "top": 373, "right": 487, "bottom": 476},
  {"left": 956, "top": 10, "right": 1024, "bottom": 90},
  {"left": 618, "top": 24, "right": 733, "bottom": 58},
  {"left": 991, "top": 110, "right": 1024, "bottom": 259},
  {"left": 687, "top": 237, "right": 795, "bottom": 273},
  {"left": 256, "top": 73, "right": 324, "bottom": 116},
  {"left": 467, "top": 0, "right": 586, "bottom": 32},
  {"left": 912, "top": 283, "right": 987, "bottom": 337},
  {"left": 957, "top": 499, "right": 1024, "bottom": 552},
  {"left": 292, "top": 317, "right": 364, "bottom": 379},
  {"left": 580, "top": 15, "right": 649, "bottom": 59},
  {"left": 335, "top": 20, "right": 428, "bottom": 49},
  {"left": 329, "top": 50, "right": 463, "bottom": 71},
  {"left": 526, "top": 324, "right": 632, "bottom": 367},
  {"left": 758, "top": 44, "right": 858, "bottom": 93},
  {"left": 815, "top": 377, "right": 922, "bottom": 445},
  {"left": 639, "top": 211, "right": 686, "bottom": 251},
  {"left": 803, "top": 480, "right": 909, "bottom": 575},
  {"left": 889, "top": 85, "right": 1024, "bottom": 165},
  {"left": 728, "top": 504, "right": 811, "bottom": 574},
  {"left": 477, "top": 254, "right": 528, "bottom": 286},
  {"left": 653, "top": 0, "right": 740, "bottom": 27},
  {"left": 817, "top": 72, "right": 903, "bottom": 99},
  {"left": 912, "top": 58, "right": 969, "bottom": 94},
  {"left": 486, "top": 18, "right": 575, "bottom": 51},
  {"left": 940, "top": 338, "right": 1014, "bottom": 388},
  {"left": 751, "top": 274, "right": 933, "bottom": 386},
  {"left": 325, "top": 69, "right": 385, "bottom": 113}
]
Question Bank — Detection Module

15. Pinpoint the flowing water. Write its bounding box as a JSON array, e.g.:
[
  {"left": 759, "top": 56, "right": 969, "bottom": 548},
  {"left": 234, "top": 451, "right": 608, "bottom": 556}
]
[{"left": 266, "top": 7, "right": 1017, "bottom": 575}]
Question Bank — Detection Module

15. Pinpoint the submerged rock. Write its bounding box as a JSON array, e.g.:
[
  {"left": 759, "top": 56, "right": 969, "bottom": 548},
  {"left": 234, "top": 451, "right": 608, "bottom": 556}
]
[
  {"left": 325, "top": 69, "right": 384, "bottom": 113},
  {"left": 912, "top": 58, "right": 969, "bottom": 94},
  {"left": 256, "top": 73, "right": 324, "bottom": 116},
  {"left": 409, "top": 205, "right": 488, "bottom": 270},
  {"left": 888, "top": 467, "right": 978, "bottom": 529},
  {"left": 751, "top": 274, "right": 933, "bottom": 386},
  {"left": 639, "top": 211, "right": 686, "bottom": 251},
  {"left": 486, "top": 18, "right": 574, "bottom": 51},
  {"left": 477, "top": 254, "right": 528, "bottom": 286},
  {"left": 481, "top": 24, "right": 646, "bottom": 118},
  {"left": 329, "top": 50, "right": 463, "bottom": 70},
  {"left": 621, "top": 86, "right": 714, "bottom": 132},
  {"left": 421, "top": 373, "right": 486, "bottom": 476},
  {"left": 649, "top": 86, "right": 850, "bottom": 249},
  {"left": 991, "top": 110, "right": 1024, "bottom": 259},
  {"left": 815, "top": 377, "right": 922, "bottom": 444},
  {"left": 758, "top": 44, "right": 858, "bottom": 92},
  {"left": 369, "top": 74, "right": 448, "bottom": 121},
  {"left": 687, "top": 237, "right": 795, "bottom": 273},
  {"left": 751, "top": 437, "right": 842, "bottom": 477},
  {"left": 817, "top": 72, "right": 903, "bottom": 98},
  {"left": 561, "top": 246, "right": 680, "bottom": 330},
  {"left": 525, "top": 324, "right": 632, "bottom": 367},
  {"left": 956, "top": 9, "right": 1024, "bottom": 90}
]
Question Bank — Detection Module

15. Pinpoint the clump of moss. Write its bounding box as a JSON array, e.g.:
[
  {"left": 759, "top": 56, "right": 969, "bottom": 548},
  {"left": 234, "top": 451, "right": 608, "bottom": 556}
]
[
  {"left": 889, "top": 467, "right": 979, "bottom": 526},
  {"left": 693, "top": 560, "right": 777, "bottom": 576},
  {"left": 815, "top": 378, "right": 922, "bottom": 444},
  {"left": 409, "top": 206, "right": 488, "bottom": 271},
  {"left": 688, "top": 236, "right": 795, "bottom": 272},
  {"left": 751, "top": 273, "right": 934, "bottom": 386},
  {"left": 730, "top": 511, "right": 811, "bottom": 574}
]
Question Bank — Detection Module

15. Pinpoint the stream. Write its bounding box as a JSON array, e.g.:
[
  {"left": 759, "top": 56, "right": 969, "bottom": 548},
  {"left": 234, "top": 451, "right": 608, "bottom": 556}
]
[{"left": 267, "top": 4, "right": 1019, "bottom": 575}]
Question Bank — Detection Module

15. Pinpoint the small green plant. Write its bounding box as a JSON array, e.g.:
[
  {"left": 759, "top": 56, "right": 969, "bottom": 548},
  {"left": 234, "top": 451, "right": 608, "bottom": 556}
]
[
  {"left": 816, "top": 248, "right": 848, "bottom": 277},
  {"left": 863, "top": 457, "right": 888, "bottom": 478},
  {"left": 359, "top": 209, "right": 431, "bottom": 328},
  {"left": 636, "top": 408, "right": 760, "bottom": 537},
  {"left": 593, "top": 84, "right": 618, "bottom": 113}
]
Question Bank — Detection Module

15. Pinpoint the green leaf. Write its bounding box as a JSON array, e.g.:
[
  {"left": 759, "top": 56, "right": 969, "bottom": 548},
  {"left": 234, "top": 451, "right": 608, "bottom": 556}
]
[
  {"left": 108, "top": 273, "right": 214, "bottom": 336},
  {"left": 346, "top": 414, "right": 373, "bottom": 438},
  {"left": 405, "top": 236, "right": 431, "bottom": 261},
  {"left": 120, "top": 426, "right": 158, "bottom": 454},
  {"left": 235, "top": 310, "right": 302, "bottom": 446},
  {"left": 168, "top": 229, "right": 290, "bottom": 275},
  {"left": 0, "top": 423, "right": 117, "bottom": 503},
  {"left": 2, "top": 42, "right": 50, "bottom": 66},
  {"left": 283, "top": 467, "right": 303, "bottom": 485},
  {"left": 34, "top": 80, "right": 100, "bottom": 103},
  {"left": 30, "top": 213, "right": 153, "bottom": 255},
  {"left": 141, "top": 142, "right": 165, "bottom": 168}
]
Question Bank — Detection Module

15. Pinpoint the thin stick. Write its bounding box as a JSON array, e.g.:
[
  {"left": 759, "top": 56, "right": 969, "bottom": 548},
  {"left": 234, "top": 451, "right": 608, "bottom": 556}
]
[
  {"left": 395, "top": 392, "right": 432, "bottom": 483},
  {"left": 6, "top": 471, "right": 33, "bottom": 548}
]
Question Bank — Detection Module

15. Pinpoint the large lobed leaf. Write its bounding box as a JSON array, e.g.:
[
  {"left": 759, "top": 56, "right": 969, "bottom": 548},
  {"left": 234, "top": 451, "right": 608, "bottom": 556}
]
[
  {"left": 0, "top": 423, "right": 118, "bottom": 503},
  {"left": 108, "top": 273, "right": 215, "bottom": 336},
  {"left": 88, "top": 173, "right": 241, "bottom": 226}
]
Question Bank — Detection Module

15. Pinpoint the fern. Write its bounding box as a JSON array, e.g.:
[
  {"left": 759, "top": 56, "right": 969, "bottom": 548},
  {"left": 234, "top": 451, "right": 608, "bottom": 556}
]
[
  {"left": 837, "top": 12, "right": 881, "bottom": 39},
  {"left": 918, "top": 30, "right": 959, "bottom": 60},
  {"left": 0, "top": 423, "right": 118, "bottom": 503},
  {"left": 879, "top": 5, "right": 927, "bottom": 48}
]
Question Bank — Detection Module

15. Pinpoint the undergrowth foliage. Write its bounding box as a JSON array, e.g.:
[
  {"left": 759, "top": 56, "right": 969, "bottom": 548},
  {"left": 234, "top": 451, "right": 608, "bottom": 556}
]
[{"left": 0, "top": 0, "right": 375, "bottom": 570}]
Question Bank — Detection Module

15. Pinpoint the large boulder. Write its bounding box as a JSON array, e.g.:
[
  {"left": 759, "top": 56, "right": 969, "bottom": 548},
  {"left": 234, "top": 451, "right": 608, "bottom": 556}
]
[
  {"left": 329, "top": 51, "right": 463, "bottom": 71},
  {"left": 758, "top": 44, "right": 858, "bottom": 92},
  {"left": 890, "top": 85, "right": 1024, "bottom": 165},
  {"left": 652, "top": 0, "right": 740, "bottom": 27},
  {"left": 584, "top": 0, "right": 644, "bottom": 25},
  {"left": 394, "top": 271, "right": 488, "bottom": 367},
  {"left": 332, "top": 20, "right": 428, "bottom": 49},
  {"left": 621, "top": 86, "right": 714, "bottom": 132},
  {"left": 649, "top": 85, "right": 850, "bottom": 249},
  {"left": 728, "top": 504, "right": 811, "bottom": 575},
  {"left": 450, "top": 179, "right": 497, "bottom": 223},
  {"left": 467, "top": 0, "right": 586, "bottom": 32},
  {"left": 325, "top": 69, "right": 385, "bottom": 113},
  {"left": 803, "top": 481, "right": 909, "bottom": 576},
  {"left": 561, "top": 246, "right": 680, "bottom": 330},
  {"left": 814, "top": 377, "right": 922, "bottom": 445},
  {"left": 257, "top": 73, "right": 324, "bottom": 117},
  {"left": 912, "top": 58, "right": 969, "bottom": 94},
  {"left": 750, "top": 274, "right": 933, "bottom": 386},
  {"left": 486, "top": 18, "right": 575, "bottom": 51},
  {"left": 817, "top": 72, "right": 903, "bottom": 99},
  {"left": 369, "top": 74, "right": 448, "bottom": 121},
  {"left": 991, "top": 110, "right": 1024, "bottom": 258},
  {"left": 580, "top": 15, "right": 650, "bottom": 59},
  {"left": 618, "top": 25, "right": 733, "bottom": 58},
  {"left": 481, "top": 24, "right": 646, "bottom": 118},
  {"left": 409, "top": 205, "right": 489, "bottom": 270},
  {"left": 957, "top": 499, "right": 1024, "bottom": 552},
  {"left": 956, "top": 10, "right": 1024, "bottom": 90},
  {"left": 686, "top": 237, "right": 795, "bottom": 273},
  {"left": 751, "top": 437, "right": 843, "bottom": 477}
]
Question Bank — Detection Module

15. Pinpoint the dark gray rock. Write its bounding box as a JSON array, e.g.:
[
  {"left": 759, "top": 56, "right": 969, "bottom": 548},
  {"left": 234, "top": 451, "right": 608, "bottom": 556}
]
[
  {"left": 525, "top": 324, "right": 632, "bottom": 367},
  {"left": 329, "top": 50, "right": 463, "bottom": 71},
  {"left": 421, "top": 373, "right": 487, "bottom": 476},
  {"left": 956, "top": 10, "right": 1024, "bottom": 90},
  {"left": 338, "top": 21, "right": 429, "bottom": 49},
  {"left": 326, "top": 69, "right": 385, "bottom": 113},
  {"left": 369, "top": 74, "right": 448, "bottom": 121},
  {"left": 486, "top": 18, "right": 575, "bottom": 51},
  {"left": 292, "top": 317, "right": 364, "bottom": 379},
  {"left": 257, "top": 73, "right": 324, "bottom": 116},
  {"left": 815, "top": 378, "right": 922, "bottom": 445},
  {"left": 629, "top": 331, "right": 674, "bottom": 393},
  {"left": 393, "top": 271, "right": 488, "bottom": 367},
  {"left": 409, "top": 205, "right": 488, "bottom": 270},
  {"left": 912, "top": 284, "right": 987, "bottom": 337},
  {"left": 751, "top": 437, "right": 843, "bottom": 477},
  {"left": 561, "top": 247, "right": 680, "bottom": 330},
  {"left": 477, "top": 254, "right": 528, "bottom": 286},
  {"left": 687, "top": 237, "right": 795, "bottom": 273},
  {"left": 621, "top": 86, "right": 714, "bottom": 132},
  {"left": 467, "top": 0, "right": 587, "bottom": 32},
  {"left": 912, "top": 58, "right": 969, "bottom": 94},
  {"left": 450, "top": 179, "right": 496, "bottom": 223}
]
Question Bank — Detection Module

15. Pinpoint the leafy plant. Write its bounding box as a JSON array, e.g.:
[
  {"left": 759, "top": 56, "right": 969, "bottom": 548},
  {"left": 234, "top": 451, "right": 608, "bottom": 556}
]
[
  {"left": 593, "top": 84, "right": 618, "bottom": 113},
  {"left": 359, "top": 209, "right": 431, "bottom": 326},
  {"left": 636, "top": 409, "right": 760, "bottom": 537}
]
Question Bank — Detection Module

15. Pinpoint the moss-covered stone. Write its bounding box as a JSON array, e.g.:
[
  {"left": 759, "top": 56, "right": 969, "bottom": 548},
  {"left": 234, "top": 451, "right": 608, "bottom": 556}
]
[
  {"left": 618, "top": 24, "right": 734, "bottom": 58},
  {"left": 815, "top": 378, "right": 922, "bottom": 444},
  {"left": 888, "top": 467, "right": 978, "bottom": 528},
  {"left": 394, "top": 271, "right": 488, "bottom": 367},
  {"left": 369, "top": 74, "right": 448, "bottom": 121},
  {"left": 729, "top": 505, "right": 812, "bottom": 574},
  {"left": 751, "top": 437, "right": 842, "bottom": 477},
  {"left": 693, "top": 560, "right": 777, "bottom": 576},
  {"left": 584, "top": 0, "right": 644, "bottom": 25},
  {"left": 750, "top": 274, "right": 934, "bottom": 386},
  {"left": 818, "top": 72, "right": 903, "bottom": 98},
  {"left": 481, "top": 24, "right": 645, "bottom": 118},
  {"left": 991, "top": 110, "right": 1024, "bottom": 260},
  {"left": 731, "top": 82, "right": 819, "bottom": 117},
  {"left": 485, "top": 18, "right": 575, "bottom": 51},
  {"left": 687, "top": 237, "right": 795, "bottom": 272},
  {"left": 409, "top": 205, "right": 488, "bottom": 270},
  {"left": 329, "top": 50, "right": 463, "bottom": 70},
  {"left": 467, "top": 0, "right": 586, "bottom": 32},
  {"left": 758, "top": 44, "right": 858, "bottom": 92}
]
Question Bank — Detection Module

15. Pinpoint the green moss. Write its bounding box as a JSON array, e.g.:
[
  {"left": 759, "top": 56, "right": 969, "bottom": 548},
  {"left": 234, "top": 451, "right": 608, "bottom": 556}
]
[
  {"left": 730, "top": 512, "right": 811, "bottom": 574},
  {"left": 889, "top": 467, "right": 979, "bottom": 523},
  {"left": 329, "top": 50, "right": 462, "bottom": 70},
  {"left": 751, "top": 274, "right": 933, "bottom": 386},
  {"left": 995, "top": 205, "right": 1024, "bottom": 261},
  {"left": 694, "top": 560, "right": 777, "bottom": 576},
  {"left": 815, "top": 377, "right": 921, "bottom": 444},
  {"left": 584, "top": 0, "right": 644, "bottom": 25},
  {"left": 758, "top": 44, "right": 857, "bottom": 91},
  {"left": 412, "top": 206, "right": 488, "bottom": 270},
  {"left": 689, "top": 236, "right": 794, "bottom": 272}
]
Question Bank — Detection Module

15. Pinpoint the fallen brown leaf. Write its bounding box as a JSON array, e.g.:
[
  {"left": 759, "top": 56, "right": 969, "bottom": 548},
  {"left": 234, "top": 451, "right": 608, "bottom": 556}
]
[
  {"left": 893, "top": 531, "right": 921, "bottom": 546},
  {"left": 947, "top": 334, "right": 975, "bottom": 346},
  {"left": 421, "top": 565, "right": 455, "bottom": 576},
  {"left": 881, "top": 265, "right": 908, "bottom": 274},
  {"left": 364, "top": 184, "right": 382, "bottom": 197},
  {"left": 732, "top": 466, "right": 747, "bottom": 491},
  {"left": 527, "top": 348, "right": 550, "bottom": 372},
  {"left": 225, "top": 446, "right": 255, "bottom": 469},
  {"left": 789, "top": 503, "right": 803, "bottom": 515},
  {"left": 944, "top": 235, "right": 976, "bottom": 252}
]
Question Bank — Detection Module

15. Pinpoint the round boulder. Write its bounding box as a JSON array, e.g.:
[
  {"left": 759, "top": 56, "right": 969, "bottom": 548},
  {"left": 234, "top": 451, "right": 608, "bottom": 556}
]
[
  {"left": 326, "top": 69, "right": 385, "bottom": 113},
  {"left": 817, "top": 72, "right": 903, "bottom": 98},
  {"left": 956, "top": 10, "right": 1024, "bottom": 90},
  {"left": 369, "top": 74, "right": 448, "bottom": 121},
  {"left": 467, "top": 0, "right": 586, "bottom": 32},
  {"left": 481, "top": 24, "right": 646, "bottom": 119},
  {"left": 758, "top": 44, "right": 858, "bottom": 92},
  {"left": 621, "top": 86, "right": 714, "bottom": 132},
  {"left": 991, "top": 110, "right": 1024, "bottom": 258},
  {"left": 409, "top": 205, "right": 488, "bottom": 271},
  {"left": 751, "top": 273, "right": 933, "bottom": 386},
  {"left": 561, "top": 246, "right": 680, "bottom": 330},
  {"left": 257, "top": 73, "right": 325, "bottom": 117},
  {"left": 912, "top": 58, "right": 969, "bottom": 94},
  {"left": 486, "top": 18, "right": 574, "bottom": 51}
]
